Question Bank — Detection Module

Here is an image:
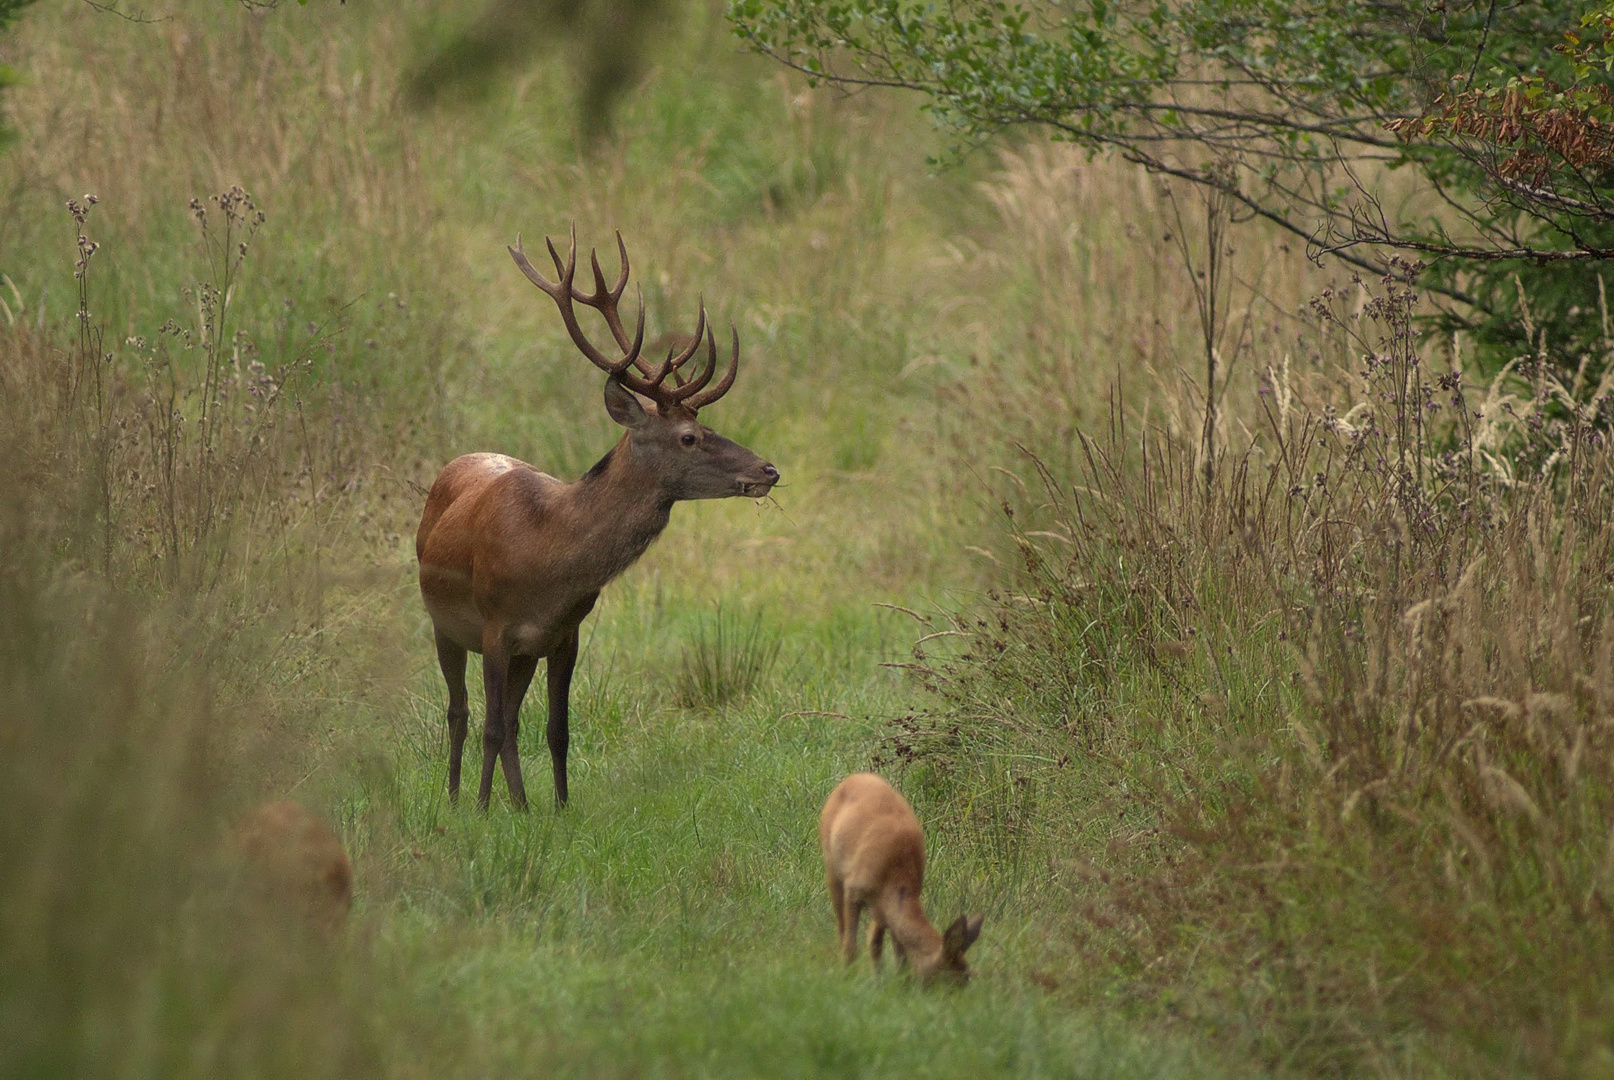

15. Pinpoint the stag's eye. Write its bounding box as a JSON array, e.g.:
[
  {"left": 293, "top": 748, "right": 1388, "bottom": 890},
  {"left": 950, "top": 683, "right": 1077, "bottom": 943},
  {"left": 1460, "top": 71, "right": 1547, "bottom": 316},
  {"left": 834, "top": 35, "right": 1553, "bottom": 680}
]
[{"left": 680, "top": 433, "right": 698, "bottom": 447}]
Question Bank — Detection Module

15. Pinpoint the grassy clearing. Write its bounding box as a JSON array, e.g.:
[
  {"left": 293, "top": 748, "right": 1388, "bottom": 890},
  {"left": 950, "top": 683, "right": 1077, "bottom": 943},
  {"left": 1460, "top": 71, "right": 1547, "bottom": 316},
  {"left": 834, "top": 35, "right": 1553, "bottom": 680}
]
[{"left": 9, "top": 0, "right": 1602, "bottom": 1075}]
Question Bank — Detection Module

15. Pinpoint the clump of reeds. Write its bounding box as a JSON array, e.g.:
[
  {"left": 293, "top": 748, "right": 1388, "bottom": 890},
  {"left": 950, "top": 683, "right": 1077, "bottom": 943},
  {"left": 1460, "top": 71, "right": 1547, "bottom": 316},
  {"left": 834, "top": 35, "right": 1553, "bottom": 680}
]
[
  {"left": 1, "top": 191, "right": 335, "bottom": 594},
  {"left": 673, "top": 606, "right": 782, "bottom": 710}
]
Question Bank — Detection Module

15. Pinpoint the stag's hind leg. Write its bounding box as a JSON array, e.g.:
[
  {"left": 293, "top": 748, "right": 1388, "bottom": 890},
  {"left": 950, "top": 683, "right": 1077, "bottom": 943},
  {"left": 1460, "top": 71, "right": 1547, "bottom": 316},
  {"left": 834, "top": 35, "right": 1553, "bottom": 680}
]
[
  {"left": 478, "top": 636, "right": 521, "bottom": 812},
  {"left": 499, "top": 653, "right": 539, "bottom": 811},
  {"left": 435, "top": 630, "right": 471, "bottom": 804}
]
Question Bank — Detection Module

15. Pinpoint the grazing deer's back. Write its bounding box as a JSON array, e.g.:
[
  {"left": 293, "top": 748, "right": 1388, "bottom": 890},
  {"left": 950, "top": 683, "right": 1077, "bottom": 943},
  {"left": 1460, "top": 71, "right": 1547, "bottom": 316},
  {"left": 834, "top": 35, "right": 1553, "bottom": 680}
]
[
  {"left": 819, "top": 773, "right": 926, "bottom": 891},
  {"left": 819, "top": 774, "right": 985, "bottom": 982}
]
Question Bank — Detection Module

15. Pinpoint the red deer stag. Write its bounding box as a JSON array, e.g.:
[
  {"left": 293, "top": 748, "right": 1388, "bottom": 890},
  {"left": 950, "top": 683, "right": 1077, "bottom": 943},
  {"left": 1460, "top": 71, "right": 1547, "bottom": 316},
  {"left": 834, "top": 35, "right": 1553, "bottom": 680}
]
[
  {"left": 416, "top": 228, "right": 779, "bottom": 810},
  {"left": 819, "top": 773, "right": 984, "bottom": 984}
]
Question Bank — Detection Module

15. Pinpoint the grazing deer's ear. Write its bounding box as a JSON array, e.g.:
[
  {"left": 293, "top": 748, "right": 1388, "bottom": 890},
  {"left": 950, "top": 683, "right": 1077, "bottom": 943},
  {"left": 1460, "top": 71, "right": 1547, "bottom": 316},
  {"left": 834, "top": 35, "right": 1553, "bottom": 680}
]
[
  {"left": 943, "top": 913, "right": 984, "bottom": 958},
  {"left": 604, "top": 377, "right": 649, "bottom": 428}
]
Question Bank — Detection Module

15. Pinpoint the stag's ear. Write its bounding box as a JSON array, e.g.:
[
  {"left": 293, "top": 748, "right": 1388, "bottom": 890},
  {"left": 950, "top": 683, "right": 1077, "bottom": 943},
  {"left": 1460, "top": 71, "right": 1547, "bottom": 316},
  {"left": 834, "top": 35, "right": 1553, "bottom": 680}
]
[
  {"left": 942, "top": 914, "right": 984, "bottom": 959},
  {"left": 604, "top": 378, "right": 649, "bottom": 428}
]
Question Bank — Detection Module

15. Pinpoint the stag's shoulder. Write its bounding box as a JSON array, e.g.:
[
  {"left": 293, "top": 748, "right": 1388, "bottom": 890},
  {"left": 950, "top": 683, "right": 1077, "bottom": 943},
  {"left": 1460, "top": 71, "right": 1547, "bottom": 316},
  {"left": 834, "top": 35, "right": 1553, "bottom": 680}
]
[
  {"left": 489, "top": 460, "right": 567, "bottom": 516},
  {"left": 418, "top": 454, "right": 552, "bottom": 558},
  {"left": 449, "top": 464, "right": 578, "bottom": 565}
]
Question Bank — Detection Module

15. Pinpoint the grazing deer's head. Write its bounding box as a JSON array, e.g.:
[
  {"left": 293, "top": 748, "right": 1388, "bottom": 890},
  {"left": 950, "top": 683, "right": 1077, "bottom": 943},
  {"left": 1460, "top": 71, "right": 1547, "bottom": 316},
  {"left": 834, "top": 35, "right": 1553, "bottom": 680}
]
[
  {"left": 919, "top": 913, "right": 985, "bottom": 985},
  {"left": 509, "top": 228, "right": 779, "bottom": 501}
]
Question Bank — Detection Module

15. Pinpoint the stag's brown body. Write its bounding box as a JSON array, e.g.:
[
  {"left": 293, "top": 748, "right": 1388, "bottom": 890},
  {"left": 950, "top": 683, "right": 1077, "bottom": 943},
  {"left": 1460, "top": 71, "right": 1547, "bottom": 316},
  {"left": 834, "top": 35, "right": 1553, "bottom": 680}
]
[
  {"left": 819, "top": 773, "right": 983, "bottom": 983},
  {"left": 417, "top": 229, "right": 777, "bottom": 810},
  {"left": 417, "top": 449, "right": 665, "bottom": 658}
]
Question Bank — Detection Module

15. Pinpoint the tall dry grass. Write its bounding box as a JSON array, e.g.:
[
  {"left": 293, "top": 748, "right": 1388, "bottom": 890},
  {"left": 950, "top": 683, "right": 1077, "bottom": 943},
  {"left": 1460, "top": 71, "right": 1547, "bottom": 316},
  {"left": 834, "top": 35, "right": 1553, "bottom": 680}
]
[
  {"left": 0, "top": 11, "right": 448, "bottom": 1072},
  {"left": 0, "top": 349, "right": 395, "bottom": 1078},
  {"left": 931, "top": 142, "right": 1326, "bottom": 507},
  {"left": 896, "top": 207, "right": 1614, "bottom": 1070}
]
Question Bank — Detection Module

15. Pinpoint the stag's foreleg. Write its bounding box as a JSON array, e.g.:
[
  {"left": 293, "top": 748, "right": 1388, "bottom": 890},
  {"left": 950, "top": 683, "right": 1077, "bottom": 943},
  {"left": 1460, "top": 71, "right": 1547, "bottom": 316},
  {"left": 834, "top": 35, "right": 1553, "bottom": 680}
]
[
  {"left": 435, "top": 630, "right": 470, "bottom": 804},
  {"left": 546, "top": 627, "right": 579, "bottom": 807}
]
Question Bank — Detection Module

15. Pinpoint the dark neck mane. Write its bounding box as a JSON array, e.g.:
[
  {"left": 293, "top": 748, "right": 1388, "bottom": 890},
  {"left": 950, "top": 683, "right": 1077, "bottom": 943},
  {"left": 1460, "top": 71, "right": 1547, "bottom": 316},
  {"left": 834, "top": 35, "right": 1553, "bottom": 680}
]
[
  {"left": 580, "top": 443, "right": 617, "bottom": 482},
  {"left": 567, "top": 434, "right": 673, "bottom": 584}
]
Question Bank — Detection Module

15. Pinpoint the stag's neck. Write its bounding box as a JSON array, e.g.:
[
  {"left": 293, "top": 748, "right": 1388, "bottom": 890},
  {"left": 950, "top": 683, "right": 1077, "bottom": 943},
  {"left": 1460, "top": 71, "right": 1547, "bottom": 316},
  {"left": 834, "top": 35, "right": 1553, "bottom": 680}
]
[{"left": 564, "top": 436, "right": 673, "bottom": 582}]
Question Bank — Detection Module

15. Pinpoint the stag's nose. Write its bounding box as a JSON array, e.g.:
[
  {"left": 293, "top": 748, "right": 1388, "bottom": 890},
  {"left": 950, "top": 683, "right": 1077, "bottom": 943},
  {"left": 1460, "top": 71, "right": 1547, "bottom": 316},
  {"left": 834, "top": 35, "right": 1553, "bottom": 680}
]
[{"left": 761, "top": 463, "right": 779, "bottom": 483}]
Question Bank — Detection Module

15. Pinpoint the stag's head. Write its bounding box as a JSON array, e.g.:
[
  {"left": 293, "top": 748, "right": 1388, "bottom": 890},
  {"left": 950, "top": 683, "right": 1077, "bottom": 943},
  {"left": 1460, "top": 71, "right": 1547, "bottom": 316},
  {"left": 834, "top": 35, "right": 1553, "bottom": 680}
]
[{"left": 510, "top": 228, "right": 779, "bottom": 502}]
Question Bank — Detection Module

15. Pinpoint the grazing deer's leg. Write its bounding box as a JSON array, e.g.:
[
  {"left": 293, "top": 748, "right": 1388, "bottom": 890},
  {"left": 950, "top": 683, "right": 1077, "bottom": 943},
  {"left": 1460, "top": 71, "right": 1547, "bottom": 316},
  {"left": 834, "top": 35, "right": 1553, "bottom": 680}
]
[
  {"left": 827, "top": 872, "right": 847, "bottom": 942},
  {"left": 868, "top": 917, "right": 887, "bottom": 969},
  {"left": 498, "top": 654, "right": 538, "bottom": 812},
  {"left": 477, "top": 639, "right": 509, "bottom": 812},
  {"left": 546, "top": 627, "right": 580, "bottom": 806},
  {"left": 435, "top": 631, "right": 470, "bottom": 804},
  {"left": 841, "top": 895, "right": 865, "bottom": 964}
]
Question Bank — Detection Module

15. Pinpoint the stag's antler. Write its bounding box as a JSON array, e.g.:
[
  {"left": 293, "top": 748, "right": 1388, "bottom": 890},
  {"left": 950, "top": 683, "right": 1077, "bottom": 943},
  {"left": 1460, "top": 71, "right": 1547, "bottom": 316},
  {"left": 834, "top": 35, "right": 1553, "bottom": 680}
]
[{"left": 508, "top": 225, "right": 741, "bottom": 413}]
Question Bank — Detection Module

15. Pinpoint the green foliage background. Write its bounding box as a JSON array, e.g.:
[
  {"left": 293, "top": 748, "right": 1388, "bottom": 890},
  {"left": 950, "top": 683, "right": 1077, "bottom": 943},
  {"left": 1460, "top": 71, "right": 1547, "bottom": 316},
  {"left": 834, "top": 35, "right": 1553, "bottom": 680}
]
[{"left": 729, "top": 0, "right": 1614, "bottom": 371}]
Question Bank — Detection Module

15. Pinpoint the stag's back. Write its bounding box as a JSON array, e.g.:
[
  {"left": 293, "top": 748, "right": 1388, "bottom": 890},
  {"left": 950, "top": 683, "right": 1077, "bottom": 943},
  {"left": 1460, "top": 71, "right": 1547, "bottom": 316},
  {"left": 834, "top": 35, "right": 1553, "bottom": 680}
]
[{"left": 415, "top": 452, "right": 535, "bottom": 561}]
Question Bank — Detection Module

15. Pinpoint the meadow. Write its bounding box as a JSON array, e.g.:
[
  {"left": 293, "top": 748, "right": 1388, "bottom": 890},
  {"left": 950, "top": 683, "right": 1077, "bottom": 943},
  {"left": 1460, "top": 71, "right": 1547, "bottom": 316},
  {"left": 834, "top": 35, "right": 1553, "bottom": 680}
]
[{"left": 3, "top": 1, "right": 1611, "bottom": 1077}]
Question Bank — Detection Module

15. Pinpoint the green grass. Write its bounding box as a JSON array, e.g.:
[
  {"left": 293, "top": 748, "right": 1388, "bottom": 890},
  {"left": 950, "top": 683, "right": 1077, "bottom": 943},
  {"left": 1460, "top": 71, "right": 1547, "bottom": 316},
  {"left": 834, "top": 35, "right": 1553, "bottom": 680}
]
[
  {"left": 0, "top": 0, "right": 1401, "bottom": 1076},
  {"left": 351, "top": 597, "right": 1230, "bottom": 1080}
]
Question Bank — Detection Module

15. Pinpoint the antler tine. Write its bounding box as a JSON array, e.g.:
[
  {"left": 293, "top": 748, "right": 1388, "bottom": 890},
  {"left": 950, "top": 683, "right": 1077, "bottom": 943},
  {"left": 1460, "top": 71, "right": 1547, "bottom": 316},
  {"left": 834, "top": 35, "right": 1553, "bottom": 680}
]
[
  {"left": 508, "top": 233, "right": 565, "bottom": 300},
  {"left": 558, "top": 230, "right": 664, "bottom": 386},
  {"left": 575, "top": 231, "right": 631, "bottom": 304},
  {"left": 617, "top": 283, "right": 649, "bottom": 377},
  {"left": 548, "top": 225, "right": 577, "bottom": 288},
  {"left": 511, "top": 225, "right": 648, "bottom": 380},
  {"left": 662, "top": 318, "right": 719, "bottom": 402},
  {"left": 680, "top": 324, "right": 740, "bottom": 410},
  {"left": 586, "top": 248, "right": 612, "bottom": 304},
  {"left": 661, "top": 304, "right": 707, "bottom": 380},
  {"left": 541, "top": 224, "right": 584, "bottom": 304},
  {"left": 666, "top": 338, "right": 688, "bottom": 388},
  {"left": 579, "top": 240, "right": 658, "bottom": 381},
  {"left": 626, "top": 283, "right": 673, "bottom": 385},
  {"left": 664, "top": 297, "right": 705, "bottom": 375}
]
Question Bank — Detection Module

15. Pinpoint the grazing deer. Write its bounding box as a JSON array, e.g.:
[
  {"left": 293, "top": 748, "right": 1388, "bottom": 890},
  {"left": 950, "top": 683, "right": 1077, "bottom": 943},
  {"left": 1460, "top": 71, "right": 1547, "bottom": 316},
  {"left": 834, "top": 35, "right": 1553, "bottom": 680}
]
[
  {"left": 236, "top": 801, "right": 354, "bottom": 929},
  {"left": 416, "top": 228, "right": 779, "bottom": 810},
  {"left": 819, "top": 773, "right": 984, "bottom": 984}
]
